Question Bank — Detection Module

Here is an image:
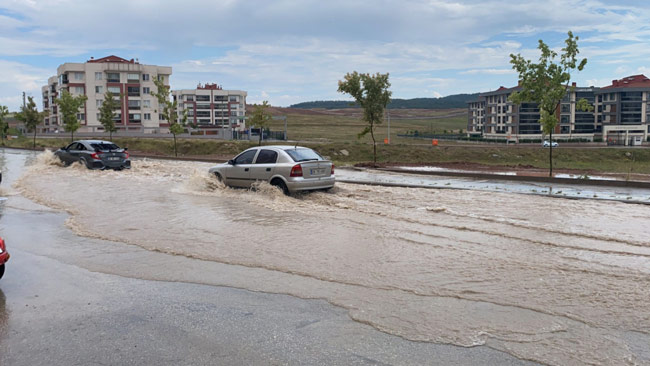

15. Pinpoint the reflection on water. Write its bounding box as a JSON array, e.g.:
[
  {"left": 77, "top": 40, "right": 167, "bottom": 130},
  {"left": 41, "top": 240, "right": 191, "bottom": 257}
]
[{"left": 9, "top": 149, "right": 650, "bottom": 365}]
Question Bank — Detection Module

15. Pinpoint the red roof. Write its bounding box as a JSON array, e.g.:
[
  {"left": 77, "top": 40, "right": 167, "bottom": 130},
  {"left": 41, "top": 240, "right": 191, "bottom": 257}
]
[
  {"left": 602, "top": 74, "right": 650, "bottom": 89},
  {"left": 87, "top": 55, "right": 138, "bottom": 64}
]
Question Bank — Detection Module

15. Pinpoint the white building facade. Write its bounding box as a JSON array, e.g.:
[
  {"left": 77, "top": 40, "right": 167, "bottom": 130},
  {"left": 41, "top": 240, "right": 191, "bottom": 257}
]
[
  {"left": 42, "top": 55, "right": 172, "bottom": 133},
  {"left": 172, "top": 84, "right": 247, "bottom": 137}
]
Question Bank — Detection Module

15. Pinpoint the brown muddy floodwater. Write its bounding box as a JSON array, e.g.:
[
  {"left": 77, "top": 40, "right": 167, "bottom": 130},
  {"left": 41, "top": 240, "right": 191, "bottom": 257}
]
[{"left": 15, "top": 151, "right": 650, "bottom": 365}]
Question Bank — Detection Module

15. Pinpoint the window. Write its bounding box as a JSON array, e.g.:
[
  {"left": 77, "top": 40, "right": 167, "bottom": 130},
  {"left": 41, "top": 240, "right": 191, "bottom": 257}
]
[
  {"left": 143, "top": 100, "right": 151, "bottom": 108},
  {"left": 561, "top": 104, "right": 570, "bottom": 113},
  {"left": 142, "top": 87, "right": 150, "bottom": 94},
  {"left": 196, "top": 110, "right": 210, "bottom": 117},
  {"left": 255, "top": 150, "right": 278, "bottom": 164},
  {"left": 127, "top": 73, "right": 139, "bottom": 81},
  {"left": 230, "top": 111, "right": 237, "bottom": 116},
  {"left": 234, "top": 150, "right": 257, "bottom": 164},
  {"left": 186, "top": 95, "right": 194, "bottom": 101},
  {"left": 157, "top": 75, "right": 164, "bottom": 81},
  {"left": 95, "top": 86, "right": 104, "bottom": 94},
  {"left": 107, "top": 73, "right": 120, "bottom": 82},
  {"left": 229, "top": 96, "right": 238, "bottom": 102},
  {"left": 128, "top": 100, "right": 141, "bottom": 109},
  {"left": 127, "top": 86, "right": 140, "bottom": 96},
  {"left": 108, "top": 86, "right": 120, "bottom": 94},
  {"left": 560, "top": 115, "right": 569, "bottom": 124},
  {"left": 74, "top": 72, "right": 84, "bottom": 81},
  {"left": 74, "top": 86, "right": 84, "bottom": 94},
  {"left": 144, "top": 113, "right": 151, "bottom": 120},
  {"left": 129, "top": 113, "right": 141, "bottom": 123},
  {"left": 96, "top": 99, "right": 103, "bottom": 107},
  {"left": 159, "top": 114, "right": 164, "bottom": 121},
  {"left": 196, "top": 95, "right": 210, "bottom": 102},
  {"left": 285, "top": 148, "right": 323, "bottom": 162},
  {"left": 95, "top": 72, "right": 102, "bottom": 80},
  {"left": 142, "top": 74, "right": 150, "bottom": 81},
  {"left": 76, "top": 113, "right": 85, "bottom": 121}
]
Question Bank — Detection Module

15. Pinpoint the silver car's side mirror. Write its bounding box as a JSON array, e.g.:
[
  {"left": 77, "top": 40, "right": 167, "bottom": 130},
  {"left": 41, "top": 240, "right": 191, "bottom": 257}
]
[{"left": 228, "top": 160, "right": 235, "bottom": 165}]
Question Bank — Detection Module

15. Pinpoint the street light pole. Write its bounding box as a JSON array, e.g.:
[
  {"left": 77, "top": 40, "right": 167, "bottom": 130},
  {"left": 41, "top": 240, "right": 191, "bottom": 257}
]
[{"left": 386, "top": 108, "right": 391, "bottom": 144}]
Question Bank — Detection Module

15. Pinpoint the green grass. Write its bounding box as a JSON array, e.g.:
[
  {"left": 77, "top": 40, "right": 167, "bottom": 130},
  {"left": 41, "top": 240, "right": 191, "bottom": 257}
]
[{"left": 265, "top": 109, "right": 468, "bottom": 143}]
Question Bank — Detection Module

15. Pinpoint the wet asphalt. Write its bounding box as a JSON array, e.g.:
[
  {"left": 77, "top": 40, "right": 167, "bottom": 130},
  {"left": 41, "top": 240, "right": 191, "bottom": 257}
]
[{"left": 0, "top": 149, "right": 537, "bottom": 365}]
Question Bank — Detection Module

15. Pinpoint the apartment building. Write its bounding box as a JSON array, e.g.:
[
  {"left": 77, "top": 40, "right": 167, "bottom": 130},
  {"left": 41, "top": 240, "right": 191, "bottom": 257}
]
[
  {"left": 42, "top": 55, "right": 172, "bottom": 133},
  {"left": 468, "top": 75, "right": 650, "bottom": 145},
  {"left": 172, "top": 83, "right": 247, "bottom": 136},
  {"left": 595, "top": 75, "right": 650, "bottom": 146}
]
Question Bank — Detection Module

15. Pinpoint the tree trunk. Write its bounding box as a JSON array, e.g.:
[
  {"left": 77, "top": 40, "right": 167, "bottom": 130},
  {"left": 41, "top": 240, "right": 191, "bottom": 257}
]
[
  {"left": 71, "top": 131, "right": 74, "bottom": 143},
  {"left": 258, "top": 128, "right": 262, "bottom": 146},
  {"left": 33, "top": 130, "right": 37, "bottom": 149},
  {"left": 173, "top": 133, "right": 177, "bottom": 157},
  {"left": 110, "top": 130, "right": 113, "bottom": 142},
  {"left": 549, "top": 130, "right": 553, "bottom": 177},
  {"left": 370, "top": 123, "right": 377, "bottom": 167}
]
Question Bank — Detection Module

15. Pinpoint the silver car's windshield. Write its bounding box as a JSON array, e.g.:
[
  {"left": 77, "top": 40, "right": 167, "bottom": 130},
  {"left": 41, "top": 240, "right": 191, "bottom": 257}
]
[{"left": 285, "top": 148, "right": 323, "bottom": 162}]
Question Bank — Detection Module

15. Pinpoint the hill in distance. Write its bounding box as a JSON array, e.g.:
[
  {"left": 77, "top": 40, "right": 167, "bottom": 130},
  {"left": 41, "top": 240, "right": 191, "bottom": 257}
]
[{"left": 290, "top": 93, "right": 480, "bottom": 110}]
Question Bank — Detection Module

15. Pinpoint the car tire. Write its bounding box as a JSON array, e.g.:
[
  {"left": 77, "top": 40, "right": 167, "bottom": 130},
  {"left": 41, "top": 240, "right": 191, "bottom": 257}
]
[
  {"left": 79, "top": 158, "right": 91, "bottom": 169},
  {"left": 0, "top": 264, "right": 5, "bottom": 279},
  {"left": 271, "top": 178, "right": 289, "bottom": 196},
  {"left": 214, "top": 172, "right": 223, "bottom": 183}
]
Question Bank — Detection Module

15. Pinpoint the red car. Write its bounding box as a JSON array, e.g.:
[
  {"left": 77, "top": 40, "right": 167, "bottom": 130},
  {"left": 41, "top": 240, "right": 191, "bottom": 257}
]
[{"left": 0, "top": 237, "right": 8, "bottom": 279}]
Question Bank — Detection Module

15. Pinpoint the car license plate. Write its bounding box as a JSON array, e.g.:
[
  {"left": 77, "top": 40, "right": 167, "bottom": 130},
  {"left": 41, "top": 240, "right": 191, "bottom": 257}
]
[
  {"left": 310, "top": 168, "right": 324, "bottom": 175},
  {"left": 108, "top": 157, "right": 120, "bottom": 161}
]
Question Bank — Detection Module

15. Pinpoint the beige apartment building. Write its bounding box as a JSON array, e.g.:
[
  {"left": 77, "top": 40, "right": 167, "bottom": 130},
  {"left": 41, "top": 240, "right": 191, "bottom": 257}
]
[
  {"left": 172, "top": 83, "right": 247, "bottom": 137},
  {"left": 42, "top": 55, "right": 172, "bottom": 133}
]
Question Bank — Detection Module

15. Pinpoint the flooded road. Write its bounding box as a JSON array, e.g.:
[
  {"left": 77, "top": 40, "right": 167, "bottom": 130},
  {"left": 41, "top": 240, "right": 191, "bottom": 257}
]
[{"left": 8, "top": 149, "right": 650, "bottom": 365}]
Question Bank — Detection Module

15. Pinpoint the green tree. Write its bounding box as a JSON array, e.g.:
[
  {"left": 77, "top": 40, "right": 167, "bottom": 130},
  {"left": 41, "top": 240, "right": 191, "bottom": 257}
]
[
  {"left": 509, "top": 31, "right": 592, "bottom": 177},
  {"left": 150, "top": 76, "right": 187, "bottom": 157},
  {"left": 0, "top": 105, "right": 8, "bottom": 145},
  {"left": 15, "top": 96, "right": 44, "bottom": 149},
  {"left": 338, "top": 72, "right": 391, "bottom": 166},
  {"left": 54, "top": 90, "right": 88, "bottom": 142},
  {"left": 98, "top": 90, "right": 121, "bottom": 141},
  {"left": 248, "top": 101, "right": 272, "bottom": 146}
]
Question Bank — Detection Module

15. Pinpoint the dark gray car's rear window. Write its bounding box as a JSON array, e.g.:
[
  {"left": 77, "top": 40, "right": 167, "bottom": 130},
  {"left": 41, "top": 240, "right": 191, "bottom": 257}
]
[
  {"left": 91, "top": 143, "right": 120, "bottom": 151},
  {"left": 285, "top": 148, "right": 323, "bottom": 162}
]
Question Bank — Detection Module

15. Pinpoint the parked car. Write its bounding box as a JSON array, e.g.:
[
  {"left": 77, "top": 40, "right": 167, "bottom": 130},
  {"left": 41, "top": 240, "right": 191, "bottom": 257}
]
[
  {"left": 0, "top": 237, "right": 9, "bottom": 279},
  {"left": 543, "top": 140, "right": 559, "bottom": 148},
  {"left": 209, "top": 145, "right": 335, "bottom": 195},
  {"left": 55, "top": 140, "right": 131, "bottom": 170}
]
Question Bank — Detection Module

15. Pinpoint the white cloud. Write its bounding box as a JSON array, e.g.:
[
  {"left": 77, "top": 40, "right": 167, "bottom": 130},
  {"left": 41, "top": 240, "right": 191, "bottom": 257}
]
[
  {"left": 2, "top": 0, "right": 650, "bottom": 106},
  {"left": 0, "top": 60, "right": 51, "bottom": 110},
  {"left": 460, "top": 69, "right": 516, "bottom": 75}
]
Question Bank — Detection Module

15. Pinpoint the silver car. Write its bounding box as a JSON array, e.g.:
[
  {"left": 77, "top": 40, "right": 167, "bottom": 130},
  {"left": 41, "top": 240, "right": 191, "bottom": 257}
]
[{"left": 209, "top": 146, "right": 335, "bottom": 194}]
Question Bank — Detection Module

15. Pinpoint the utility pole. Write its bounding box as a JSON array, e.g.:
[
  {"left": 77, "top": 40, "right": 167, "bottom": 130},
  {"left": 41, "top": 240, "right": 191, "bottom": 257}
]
[{"left": 387, "top": 108, "right": 390, "bottom": 144}]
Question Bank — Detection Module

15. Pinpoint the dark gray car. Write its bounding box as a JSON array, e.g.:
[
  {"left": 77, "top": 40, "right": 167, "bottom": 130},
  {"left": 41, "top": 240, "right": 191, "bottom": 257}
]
[{"left": 55, "top": 140, "right": 131, "bottom": 170}]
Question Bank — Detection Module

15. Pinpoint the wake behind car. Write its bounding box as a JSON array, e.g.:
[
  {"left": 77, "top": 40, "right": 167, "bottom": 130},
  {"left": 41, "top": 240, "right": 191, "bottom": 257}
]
[
  {"left": 55, "top": 140, "right": 131, "bottom": 170},
  {"left": 209, "top": 145, "right": 335, "bottom": 195}
]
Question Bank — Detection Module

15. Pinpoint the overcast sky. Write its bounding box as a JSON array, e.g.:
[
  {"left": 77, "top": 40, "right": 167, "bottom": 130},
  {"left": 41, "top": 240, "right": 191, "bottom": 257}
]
[{"left": 1, "top": 0, "right": 650, "bottom": 110}]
